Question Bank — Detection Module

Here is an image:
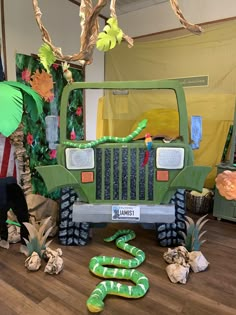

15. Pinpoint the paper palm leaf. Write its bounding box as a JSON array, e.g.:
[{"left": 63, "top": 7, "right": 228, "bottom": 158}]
[
  {"left": 96, "top": 17, "right": 123, "bottom": 52},
  {"left": 5, "top": 81, "right": 44, "bottom": 121},
  {"left": 38, "top": 43, "right": 56, "bottom": 73},
  {"left": 0, "top": 81, "right": 43, "bottom": 137},
  {"left": 0, "top": 83, "right": 23, "bottom": 137}
]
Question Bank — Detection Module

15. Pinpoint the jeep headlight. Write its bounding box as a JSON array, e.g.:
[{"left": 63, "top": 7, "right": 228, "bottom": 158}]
[
  {"left": 65, "top": 148, "right": 94, "bottom": 170},
  {"left": 156, "top": 147, "right": 184, "bottom": 169}
]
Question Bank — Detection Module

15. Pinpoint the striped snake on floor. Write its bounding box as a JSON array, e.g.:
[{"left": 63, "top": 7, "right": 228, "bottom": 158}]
[{"left": 87, "top": 229, "right": 149, "bottom": 313}]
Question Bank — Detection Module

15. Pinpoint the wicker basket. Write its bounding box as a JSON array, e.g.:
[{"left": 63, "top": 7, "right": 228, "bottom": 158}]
[{"left": 186, "top": 188, "right": 214, "bottom": 214}]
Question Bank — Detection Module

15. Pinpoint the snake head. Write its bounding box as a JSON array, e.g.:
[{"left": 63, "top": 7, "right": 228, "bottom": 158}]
[
  {"left": 87, "top": 297, "right": 104, "bottom": 313},
  {"left": 138, "top": 119, "right": 148, "bottom": 129}
]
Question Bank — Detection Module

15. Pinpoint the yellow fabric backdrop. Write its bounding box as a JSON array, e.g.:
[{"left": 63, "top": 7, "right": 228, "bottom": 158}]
[{"left": 97, "top": 19, "right": 236, "bottom": 188}]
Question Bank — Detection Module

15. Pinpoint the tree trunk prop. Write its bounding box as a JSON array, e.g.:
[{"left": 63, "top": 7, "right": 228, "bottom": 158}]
[{"left": 9, "top": 123, "right": 32, "bottom": 196}]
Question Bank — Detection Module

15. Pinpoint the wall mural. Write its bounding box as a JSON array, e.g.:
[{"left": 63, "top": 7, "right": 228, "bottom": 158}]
[{"left": 15, "top": 53, "right": 84, "bottom": 199}]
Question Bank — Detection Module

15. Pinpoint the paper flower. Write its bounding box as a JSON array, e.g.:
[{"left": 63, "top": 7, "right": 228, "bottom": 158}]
[
  {"left": 27, "top": 133, "right": 33, "bottom": 145},
  {"left": 76, "top": 106, "right": 82, "bottom": 116},
  {"left": 21, "top": 68, "right": 31, "bottom": 82},
  {"left": 52, "top": 63, "right": 59, "bottom": 70},
  {"left": 49, "top": 149, "right": 57, "bottom": 159},
  {"left": 30, "top": 69, "right": 54, "bottom": 102},
  {"left": 48, "top": 94, "right": 54, "bottom": 102},
  {"left": 70, "top": 129, "right": 76, "bottom": 140},
  {"left": 215, "top": 170, "right": 236, "bottom": 200}
]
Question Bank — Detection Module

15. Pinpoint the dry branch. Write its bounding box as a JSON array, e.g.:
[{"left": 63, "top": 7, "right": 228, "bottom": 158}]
[
  {"left": 170, "top": 0, "right": 203, "bottom": 34},
  {"left": 32, "top": 0, "right": 108, "bottom": 65},
  {"left": 32, "top": 0, "right": 202, "bottom": 66}
]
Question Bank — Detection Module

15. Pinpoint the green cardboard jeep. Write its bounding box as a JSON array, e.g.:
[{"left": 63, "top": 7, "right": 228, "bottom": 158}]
[{"left": 36, "top": 80, "right": 211, "bottom": 246}]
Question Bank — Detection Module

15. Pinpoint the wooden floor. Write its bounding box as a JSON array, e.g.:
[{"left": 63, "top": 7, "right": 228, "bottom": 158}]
[{"left": 0, "top": 214, "right": 236, "bottom": 315}]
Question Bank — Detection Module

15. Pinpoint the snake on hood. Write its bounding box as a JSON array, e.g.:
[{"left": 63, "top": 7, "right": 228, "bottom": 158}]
[
  {"left": 86, "top": 229, "right": 149, "bottom": 313},
  {"left": 62, "top": 119, "right": 147, "bottom": 148}
]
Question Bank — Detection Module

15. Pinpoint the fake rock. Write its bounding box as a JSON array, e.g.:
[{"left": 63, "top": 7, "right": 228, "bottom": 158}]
[
  {"left": 25, "top": 252, "right": 41, "bottom": 271},
  {"left": 166, "top": 263, "right": 190, "bottom": 284},
  {"left": 8, "top": 225, "right": 21, "bottom": 243},
  {"left": 44, "top": 255, "right": 64, "bottom": 274},
  {"left": 188, "top": 251, "right": 209, "bottom": 273},
  {"left": 44, "top": 247, "right": 64, "bottom": 275},
  {"left": 0, "top": 239, "right": 9, "bottom": 249},
  {"left": 163, "top": 246, "right": 189, "bottom": 267}
]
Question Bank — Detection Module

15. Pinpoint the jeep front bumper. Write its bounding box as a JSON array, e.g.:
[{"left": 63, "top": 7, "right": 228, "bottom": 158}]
[{"left": 72, "top": 202, "right": 175, "bottom": 224}]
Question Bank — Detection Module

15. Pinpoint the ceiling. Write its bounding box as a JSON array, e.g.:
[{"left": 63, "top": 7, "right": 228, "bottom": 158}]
[
  {"left": 68, "top": 1, "right": 169, "bottom": 17},
  {"left": 87, "top": 0, "right": 169, "bottom": 17},
  {"left": 108, "top": 0, "right": 169, "bottom": 16}
]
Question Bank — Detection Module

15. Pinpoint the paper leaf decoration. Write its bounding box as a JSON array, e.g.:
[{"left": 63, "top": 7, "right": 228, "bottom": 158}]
[
  {"left": 215, "top": 170, "right": 236, "bottom": 200},
  {"left": 38, "top": 43, "right": 56, "bottom": 73},
  {"left": 6, "top": 81, "right": 44, "bottom": 121},
  {"left": 30, "top": 69, "right": 54, "bottom": 102},
  {"left": 96, "top": 17, "right": 123, "bottom": 52},
  {"left": 0, "top": 81, "right": 43, "bottom": 137},
  {"left": 0, "top": 84, "right": 22, "bottom": 137}
]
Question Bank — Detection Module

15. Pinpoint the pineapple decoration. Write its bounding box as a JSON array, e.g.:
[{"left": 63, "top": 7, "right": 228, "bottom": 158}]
[
  {"left": 23, "top": 217, "right": 64, "bottom": 273},
  {"left": 23, "top": 217, "right": 53, "bottom": 271},
  {"left": 163, "top": 214, "right": 209, "bottom": 283},
  {"left": 180, "top": 214, "right": 209, "bottom": 252}
]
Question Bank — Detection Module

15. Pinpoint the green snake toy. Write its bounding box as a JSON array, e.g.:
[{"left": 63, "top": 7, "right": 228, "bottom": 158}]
[
  {"left": 86, "top": 229, "right": 149, "bottom": 313},
  {"left": 63, "top": 119, "right": 147, "bottom": 148}
]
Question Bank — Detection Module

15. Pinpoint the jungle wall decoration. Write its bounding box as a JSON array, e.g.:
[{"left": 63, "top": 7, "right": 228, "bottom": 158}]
[{"left": 15, "top": 53, "right": 84, "bottom": 199}]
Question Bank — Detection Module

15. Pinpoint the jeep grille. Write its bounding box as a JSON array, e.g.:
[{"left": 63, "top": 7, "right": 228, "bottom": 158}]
[{"left": 95, "top": 147, "right": 154, "bottom": 201}]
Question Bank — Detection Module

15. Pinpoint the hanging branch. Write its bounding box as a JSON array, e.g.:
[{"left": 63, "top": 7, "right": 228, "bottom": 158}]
[
  {"left": 32, "top": 0, "right": 109, "bottom": 65},
  {"left": 170, "top": 0, "right": 203, "bottom": 34},
  {"left": 32, "top": 0, "right": 202, "bottom": 67},
  {"left": 110, "top": 0, "right": 133, "bottom": 48},
  {"left": 79, "top": 0, "right": 106, "bottom": 64},
  {"left": 32, "top": 0, "right": 133, "bottom": 65}
]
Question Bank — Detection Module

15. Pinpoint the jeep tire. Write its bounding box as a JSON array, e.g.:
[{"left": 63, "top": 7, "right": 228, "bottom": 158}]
[
  {"left": 58, "top": 187, "right": 90, "bottom": 246},
  {"left": 155, "top": 189, "right": 186, "bottom": 247}
]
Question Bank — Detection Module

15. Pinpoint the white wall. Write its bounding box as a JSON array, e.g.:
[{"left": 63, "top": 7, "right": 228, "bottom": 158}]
[
  {"left": 118, "top": 0, "right": 236, "bottom": 37},
  {"left": 3, "top": 0, "right": 104, "bottom": 139}
]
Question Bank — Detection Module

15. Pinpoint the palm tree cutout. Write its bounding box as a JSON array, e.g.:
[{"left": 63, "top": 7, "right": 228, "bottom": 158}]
[{"left": 0, "top": 81, "right": 43, "bottom": 195}]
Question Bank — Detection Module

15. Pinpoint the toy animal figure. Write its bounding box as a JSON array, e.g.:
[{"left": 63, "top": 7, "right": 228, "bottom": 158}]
[
  {"left": 142, "top": 133, "right": 152, "bottom": 167},
  {"left": 86, "top": 230, "right": 149, "bottom": 313},
  {"left": 0, "top": 177, "right": 29, "bottom": 249},
  {"left": 61, "top": 61, "right": 73, "bottom": 84}
]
